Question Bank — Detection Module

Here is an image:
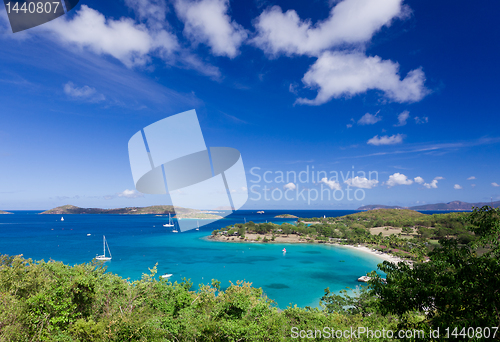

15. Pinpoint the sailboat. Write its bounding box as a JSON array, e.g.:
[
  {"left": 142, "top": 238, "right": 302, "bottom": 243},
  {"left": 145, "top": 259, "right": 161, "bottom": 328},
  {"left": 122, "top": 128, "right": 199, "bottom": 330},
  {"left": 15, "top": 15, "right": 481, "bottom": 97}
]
[
  {"left": 61, "top": 216, "right": 64, "bottom": 221},
  {"left": 163, "top": 213, "right": 174, "bottom": 227},
  {"left": 172, "top": 220, "right": 178, "bottom": 233},
  {"left": 96, "top": 236, "right": 112, "bottom": 261},
  {"left": 195, "top": 221, "right": 199, "bottom": 230}
]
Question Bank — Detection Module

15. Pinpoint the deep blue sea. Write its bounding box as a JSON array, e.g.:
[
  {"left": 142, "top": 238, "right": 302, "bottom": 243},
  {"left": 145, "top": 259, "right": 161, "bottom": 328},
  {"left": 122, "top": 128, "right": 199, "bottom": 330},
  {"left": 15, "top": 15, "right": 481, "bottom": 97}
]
[{"left": 0, "top": 209, "right": 458, "bottom": 308}]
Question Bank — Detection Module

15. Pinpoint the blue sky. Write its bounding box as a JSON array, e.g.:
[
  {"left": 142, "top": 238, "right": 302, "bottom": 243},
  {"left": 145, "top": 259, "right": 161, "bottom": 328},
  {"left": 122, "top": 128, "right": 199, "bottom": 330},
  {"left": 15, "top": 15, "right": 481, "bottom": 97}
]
[{"left": 0, "top": 0, "right": 499, "bottom": 210}]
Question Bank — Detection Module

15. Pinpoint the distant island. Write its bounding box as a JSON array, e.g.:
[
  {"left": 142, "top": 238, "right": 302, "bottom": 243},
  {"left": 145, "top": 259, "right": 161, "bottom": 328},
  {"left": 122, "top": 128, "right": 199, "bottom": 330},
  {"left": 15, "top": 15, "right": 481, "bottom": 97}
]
[
  {"left": 39, "top": 205, "right": 222, "bottom": 219},
  {"left": 358, "top": 200, "right": 500, "bottom": 211},
  {"left": 0, "top": 210, "right": 13, "bottom": 214},
  {"left": 176, "top": 213, "right": 223, "bottom": 220},
  {"left": 274, "top": 214, "right": 298, "bottom": 218}
]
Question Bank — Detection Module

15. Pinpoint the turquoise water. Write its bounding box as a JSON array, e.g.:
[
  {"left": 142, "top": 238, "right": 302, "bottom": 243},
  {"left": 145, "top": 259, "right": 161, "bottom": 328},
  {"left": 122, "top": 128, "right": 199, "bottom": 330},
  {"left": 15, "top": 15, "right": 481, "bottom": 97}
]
[{"left": 1, "top": 210, "right": 389, "bottom": 308}]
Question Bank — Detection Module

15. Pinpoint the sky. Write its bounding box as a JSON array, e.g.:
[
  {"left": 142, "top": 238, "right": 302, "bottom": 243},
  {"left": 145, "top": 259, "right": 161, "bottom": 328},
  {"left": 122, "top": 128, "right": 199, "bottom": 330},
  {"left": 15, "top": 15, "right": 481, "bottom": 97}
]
[{"left": 0, "top": 0, "right": 499, "bottom": 210}]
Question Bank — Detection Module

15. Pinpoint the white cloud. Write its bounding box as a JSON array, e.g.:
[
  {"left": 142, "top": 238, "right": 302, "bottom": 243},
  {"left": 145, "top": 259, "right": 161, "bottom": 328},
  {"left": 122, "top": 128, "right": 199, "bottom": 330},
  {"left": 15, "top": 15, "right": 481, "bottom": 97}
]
[
  {"left": 283, "top": 182, "right": 296, "bottom": 191},
  {"left": 125, "top": 0, "right": 168, "bottom": 28},
  {"left": 174, "top": 0, "right": 247, "bottom": 58},
  {"left": 471, "top": 184, "right": 476, "bottom": 187},
  {"left": 454, "top": 184, "right": 462, "bottom": 190},
  {"left": 346, "top": 123, "right": 353, "bottom": 128},
  {"left": 423, "top": 180, "right": 438, "bottom": 189},
  {"left": 117, "top": 189, "right": 144, "bottom": 198},
  {"left": 42, "top": 5, "right": 220, "bottom": 77},
  {"left": 44, "top": 5, "right": 179, "bottom": 68},
  {"left": 344, "top": 176, "right": 378, "bottom": 189},
  {"left": 467, "top": 176, "right": 476, "bottom": 180},
  {"left": 386, "top": 173, "right": 412, "bottom": 187},
  {"left": 414, "top": 116, "right": 429, "bottom": 124},
  {"left": 251, "top": 0, "right": 409, "bottom": 57},
  {"left": 394, "top": 110, "right": 409, "bottom": 126},
  {"left": 422, "top": 177, "right": 442, "bottom": 189},
  {"left": 358, "top": 112, "right": 382, "bottom": 125},
  {"left": 296, "top": 51, "right": 428, "bottom": 105},
  {"left": 319, "top": 177, "right": 342, "bottom": 191},
  {"left": 414, "top": 176, "right": 424, "bottom": 184},
  {"left": 367, "top": 133, "right": 404, "bottom": 146},
  {"left": 63, "top": 82, "right": 105, "bottom": 102},
  {"left": 492, "top": 182, "right": 500, "bottom": 187}
]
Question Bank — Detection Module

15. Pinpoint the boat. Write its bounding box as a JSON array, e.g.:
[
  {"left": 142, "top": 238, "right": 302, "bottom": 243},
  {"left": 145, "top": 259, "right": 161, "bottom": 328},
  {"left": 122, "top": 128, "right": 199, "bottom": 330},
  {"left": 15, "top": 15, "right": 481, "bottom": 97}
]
[
  {"left": 282, "top": 248, "right": 287, "bottom": 253},
  {"left": 161, "top": 273, "right": 173, "bottom": 279},
  {"left": 357, "top": 276, "right": 371, "bottom": 282},
  {"left": 163, "top": 213, "right": 174, "bottom": 227},
  {"left": 87, "top": 233, "right": 91, "bottom": 236},
  {"left": 61, "top": 216, "right": 64, "bottom": 221},
  {"left": 96, "top": 236, "right": 112, "bottom": 261},
  {"left": 195, "top": 221, "right": 199, "bottom": 230},
  {"left": 257, "top": 211, "right": 264, "bottom": 214}
]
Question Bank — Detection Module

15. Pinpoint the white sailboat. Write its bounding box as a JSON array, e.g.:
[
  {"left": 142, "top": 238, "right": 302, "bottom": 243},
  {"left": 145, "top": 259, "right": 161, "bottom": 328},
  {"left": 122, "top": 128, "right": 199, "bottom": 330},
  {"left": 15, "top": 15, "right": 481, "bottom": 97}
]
[
  {"left": 161, "top": 273, "right": 173, "bottom": 279},
  {"left": 61, "top": 216, "right": 64, "bottom": 221},
  {"left": 96, "top": 236, "right": 112, "bottom": 261},
  {"left": 172, "top": 220, "right": 178, "bottom": 233},
  {"left": 196, "top": 221, "right": 199, "bottom": 230},
  {"left": 163, "top": 213, "right": 174, "bottom": 227}
]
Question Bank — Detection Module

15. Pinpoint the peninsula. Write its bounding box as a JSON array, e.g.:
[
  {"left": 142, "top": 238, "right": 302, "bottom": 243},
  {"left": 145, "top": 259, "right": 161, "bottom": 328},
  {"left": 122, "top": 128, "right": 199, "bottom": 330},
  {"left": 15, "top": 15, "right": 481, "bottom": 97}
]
[
  {"left": 209, "top": 209, "right": 475, "bottom": 264},
  {"left": 0, "top": 210, "right": 13, "bottom": 214}
]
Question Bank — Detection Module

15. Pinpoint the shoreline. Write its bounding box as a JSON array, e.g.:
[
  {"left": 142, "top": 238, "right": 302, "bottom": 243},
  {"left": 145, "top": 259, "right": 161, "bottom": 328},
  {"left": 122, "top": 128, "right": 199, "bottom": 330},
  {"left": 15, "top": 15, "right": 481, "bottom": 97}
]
[{"left": 206, "top": 235, "right": 411, "bottom": 266}]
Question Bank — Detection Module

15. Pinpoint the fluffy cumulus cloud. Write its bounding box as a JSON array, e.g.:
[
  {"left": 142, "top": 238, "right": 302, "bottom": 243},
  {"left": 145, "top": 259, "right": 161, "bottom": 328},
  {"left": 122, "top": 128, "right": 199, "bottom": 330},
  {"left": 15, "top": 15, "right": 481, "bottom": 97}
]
[
  {"left": 385, "top": 173, "right": 412, "bottom": 187},
  {"left": 319, "top": 177, "right": 342, "bottom": 191},
  {"left": 367, "top": 133, "right": 404, "bottom": 146},
  {"left": 493, "top": 182, "right": 500, "bottom": 187},
  {"left": 414, "top": 176, "right": 424, "bottom": 184},
  {"left": 344, "top": 176, "right": 378, "bottom": 189},
  {"left": 358, "top": 112, "right": 382, "bottom": 125},
  {"left": 296, "top": 51, "right": 427, "bottom": 105},
  {"left": 454, "top": 184, "right": 463, "bottom": 190},
  {"left": 174, "top": 0, "right": 247, "bottom": 58},
  {"left": 283, "top": 182, "right": 296, "bottom": 191},
  {"left": 42, "top": 3, "right": 220, "bottom": 77},
  {"left": 63, "top": 82, "right": 105, "bottom": 102},
  {"left": 44, "top": 5, "right": 179, "bottom": 68},
  {"left": 423, "top": 177, "right": 443, "bottom": 189},
  {"left": 117, "top": 189, "right": 144, "bottom": 198},
  {"left": 394, "top": 110, "right": 409, "bottom": 126},
  {"left": 251, "top": 0, "right": 408, "bottom": 57}
]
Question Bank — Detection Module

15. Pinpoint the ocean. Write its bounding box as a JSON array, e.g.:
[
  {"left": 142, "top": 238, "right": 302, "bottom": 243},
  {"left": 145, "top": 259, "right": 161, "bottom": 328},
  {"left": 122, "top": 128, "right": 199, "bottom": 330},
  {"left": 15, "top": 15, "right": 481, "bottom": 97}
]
[{"left": 0, "top": 209, "right": 452, "bottom": 308}]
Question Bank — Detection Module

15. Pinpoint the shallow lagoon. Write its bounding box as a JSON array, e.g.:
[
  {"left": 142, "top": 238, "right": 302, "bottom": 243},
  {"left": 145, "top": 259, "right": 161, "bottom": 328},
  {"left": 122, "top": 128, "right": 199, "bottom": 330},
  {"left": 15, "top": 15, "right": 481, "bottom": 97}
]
[{"left": 0, "top": 210, "right": 387, "bottom": 308}]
